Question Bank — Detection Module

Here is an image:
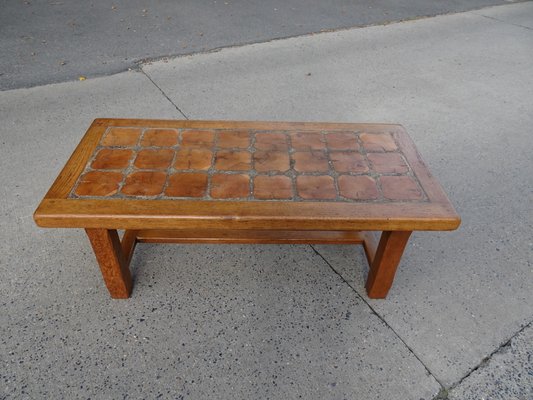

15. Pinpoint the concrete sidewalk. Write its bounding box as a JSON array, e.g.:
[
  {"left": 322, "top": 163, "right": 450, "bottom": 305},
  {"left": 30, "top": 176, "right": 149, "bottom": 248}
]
[{"left": 1, "top": 3, "right": 532, "bottom": 399}]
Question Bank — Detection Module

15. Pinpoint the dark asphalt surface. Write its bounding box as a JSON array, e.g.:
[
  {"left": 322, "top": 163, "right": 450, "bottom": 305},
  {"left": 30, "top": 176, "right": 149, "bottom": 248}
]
[{"left": 0, "top": 0, "right": 514, "bottom": 90}]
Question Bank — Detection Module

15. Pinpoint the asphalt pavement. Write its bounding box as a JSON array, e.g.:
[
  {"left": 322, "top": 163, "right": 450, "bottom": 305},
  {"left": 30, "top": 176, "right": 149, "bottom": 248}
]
[{"left": 0, "top": 0, "right": 517, "bottom": 90}]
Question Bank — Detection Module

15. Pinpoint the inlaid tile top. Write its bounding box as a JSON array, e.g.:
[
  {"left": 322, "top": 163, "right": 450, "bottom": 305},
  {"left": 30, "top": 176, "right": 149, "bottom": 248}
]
[{"left": 69, "top": 125, "right": 428, "bottom": 202}]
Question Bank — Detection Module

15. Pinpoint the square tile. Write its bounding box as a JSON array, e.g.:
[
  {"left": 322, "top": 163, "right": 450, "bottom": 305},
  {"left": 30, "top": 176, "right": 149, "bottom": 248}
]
[
  {"left": 326, "top": 132, "right": 359, "bottom": 151},
  {"left": 121, "top": 171, "right": 167, "bottom": 196},
  {"left": 100, "top": 127, "right": 141, "bottom": 146},
  {"left": 330, "top": 152, "right": 368, "bottom": 173},
  {"left": 218, "top": 130, "right": 250, "bottom": 148},
  {"left": 368, "top": 153, "right": 408, "bottom": 174},
  {"left": 210, "top": 174, "right": 250, "bottom": 199},
  {"left": 290, "top": 132, "right": 325, "bottom": 150},
  {"left": 360, "top": 133, "right": 397, "bottom": 152},
  {"left": 254, "top": 132, "right": 289, "bottom": 151},
  {"left": 174, "top": 148, "right": 213, "bottom": 170},
  {"left": 380, "top": 176, "right": 423, "bottom": 200},
  {"left": 134, "top": 148, "right": 174, "bottom": 169},
  {"left": 215, "top": 150, "right": 251, "bottom": 171},
  {"left": 338, "top": 175, "right": 379, "bottom": 200},
  {"left": 165, "top": 173, "right": 208, "bottom": 197},
  {"left": 141, "top": 129, "right": 179, "bottom": 147},
  {"left": 181, "top": 130, "right": 215, "bottom": 147},
  {"left": 293, "top": 151, "right": 329, "bottom": 172},
  {"left": 254, "top": 175, "right": 293, "bottom": 199},
  {"left": 253, "top": 151, "right": 290, "bottom": 172},
  {"left": 74, "top": 171, "right": 123, "bottom": 197},
  {"left": 91, "top": 148, "right": 133, "bottom": 169},
  {"left": 296, "top": 175, "right": 336, "bottom": 200}
]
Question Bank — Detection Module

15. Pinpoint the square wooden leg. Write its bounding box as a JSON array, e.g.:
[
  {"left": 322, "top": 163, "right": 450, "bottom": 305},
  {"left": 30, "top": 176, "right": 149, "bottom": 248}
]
[
  {"left": 365, "top": 231, "right": 412, "bottom": 299},
  {"left": 85, "top": 228, "right": 134, "bottom": 299}
]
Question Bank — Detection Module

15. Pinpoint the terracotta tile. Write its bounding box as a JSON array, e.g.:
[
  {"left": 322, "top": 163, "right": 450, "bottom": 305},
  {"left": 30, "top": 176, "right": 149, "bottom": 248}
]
[
  {"left": 75, "top": 171, "right": 123, "bottom": 197},
  {"left": 254, "top": 132, "right": 288, "bottom": 151},
  {"left": 174, "top": 148, "right": 213, "bottom": 170},
  {"left": 292, "top": 151, "right": 329, "bottom": 172},
  {"left": 326, "top": 132, "right": 359, "bottom": 151},
  {"left": 134, "top": 149, "right": 174, "bottom": 169},
  {"left": 338, "top": 175, "right": 379, "bottom": 200},
  {"left": 253, "top": 175, "right": 293, "bottom": 199},
  {"left": 290, "top": 132, "right": 325, "bottom": 150},
  {"left": 218, "top": 130, "right": 250, "bottom": 148},
  {"left": 181, "top": 130, "right": 215, "bottom": 147},
  {"left": 296, "top": 175, "right": 336, "bottom": 200},
  {"left": 360, "top": 133, "right": 397, "bottom": 152},
  {"left": 330, "top": 152, "right": 368, "bottom": 173},
  {"left": 91, "top": 149, "right": 133, "bottom": 169},
  {"left": 121, "top": 171, "right": 166, "bottom": 196},
  {"left": 211, "top": 174, "right": 250, "bottom": 199},
  {"left": 141, "top": 129, "right": 179, "bottom": 147},
  {"left": 165, "top": 173, "right": 208, "bottom": 197},
  {"left": 380, "top": 176, "right": 423, "bottom": 200},
  {"left": 368, "top": 153, "right": 408, "bottom": 174},
  {"left": 101, "top": 127, "right": 141, "bottom": 146},
  {"left": 215, "top": 150, "right": 251, "bottom": 171},
  {"left": 253, "top": 151, "right": 290, "bottom": 172}
]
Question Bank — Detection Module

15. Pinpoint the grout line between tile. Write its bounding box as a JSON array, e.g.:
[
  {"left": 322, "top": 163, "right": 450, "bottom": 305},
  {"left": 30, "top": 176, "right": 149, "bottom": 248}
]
[
  {"left": 309, "top": 244, "right": 446, "bottom": 390},
  {"left": 140, "top": 70, "right": 190, "bottom": 120}
]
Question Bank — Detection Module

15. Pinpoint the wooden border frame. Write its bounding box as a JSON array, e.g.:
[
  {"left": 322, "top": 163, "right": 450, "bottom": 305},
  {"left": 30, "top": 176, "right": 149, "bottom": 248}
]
[{"left": 34, "top": 118, "right": 460, "bottom": 231}]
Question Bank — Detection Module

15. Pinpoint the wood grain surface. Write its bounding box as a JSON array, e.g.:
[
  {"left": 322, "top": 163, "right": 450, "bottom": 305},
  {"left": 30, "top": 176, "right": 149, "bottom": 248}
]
[{"left": 34, "top": 119, "right": 460, "bottom": 232}]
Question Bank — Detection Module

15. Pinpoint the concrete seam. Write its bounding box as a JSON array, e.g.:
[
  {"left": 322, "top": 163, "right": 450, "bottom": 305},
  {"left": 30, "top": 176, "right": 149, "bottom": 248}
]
[
  {"left": 3, "top": 3, "right": 529, "bottom": 92},
  {"left": 134, "top": 2, "right": 532, "bottom": 69},
  {"left": 431, "top": 318, "right": 533, "bottom": 399},
  {"left": 472, "top": 11, "right": 533, "bottom": 31},
  {"left": 309, "top": 244, "right": 446, "bottom": 390},
  {"left": 311, "top": 242, "right": 533, "bottom": 399},
  {"left": 140, "top": 70, "right": 189, "bottom": 120}
]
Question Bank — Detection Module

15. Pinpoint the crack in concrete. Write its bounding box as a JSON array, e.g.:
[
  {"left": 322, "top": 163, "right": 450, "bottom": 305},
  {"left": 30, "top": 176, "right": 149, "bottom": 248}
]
[
  {"left": 431, "top": 319, "right": 533, "bottom": 399},
  {"left": 309, "top": 244, "right": 446, "bottom": 392},
  {"left": 140, "top": 70, "right": 189, "bottom": 120},
  {"left": 311, "top": 243, "right": 533, "bottom": 399},
  {"left": 473, "top": 12, "right": 533, "bottom": 31}
]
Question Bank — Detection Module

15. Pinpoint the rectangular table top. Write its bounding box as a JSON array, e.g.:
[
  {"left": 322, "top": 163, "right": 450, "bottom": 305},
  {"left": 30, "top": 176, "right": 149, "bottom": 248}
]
[{"left": 34, "top": 119, "right": 460, "bottom": 231}]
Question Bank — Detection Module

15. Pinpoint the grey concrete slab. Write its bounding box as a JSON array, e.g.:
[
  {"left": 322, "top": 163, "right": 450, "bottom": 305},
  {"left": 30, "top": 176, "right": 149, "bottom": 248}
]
[
  {"left": 0, "top": 74, "right": 440, "bottom": 398},
  {"left": 1, "top": 243, "right": 441, "bottom": 399},
  {"left": 143, "top": 3, "right": 533, "bottom": 387},
  {"left": 449, "top": 323, "right": 533, "bottom": 400},
  {"left": 474, "top": 1, "right": 533, "bottom": 29},
  {"left": 0, "top": 71, "right": 182, "bottom": 398},
  {"left": 0, "top": 0, "right": 515, "bottom": 90}
]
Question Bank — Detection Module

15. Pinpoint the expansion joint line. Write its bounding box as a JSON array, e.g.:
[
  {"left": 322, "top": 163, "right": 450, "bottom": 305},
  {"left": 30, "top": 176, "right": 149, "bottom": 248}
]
[
  {"left": 473, "top": 12, "right": 533, "bottom": 31},
  {"left": 140, "top": 69, "right": 189, "bottom": 120},
  {"left": 435, "top": 318, "right": 533, "bottom": 399},
  {"left": 311, "top": 244, "right": 533, "bottom": 399},
  {"left": 309, "top": 244, "right": 446, "bottom": 390}
]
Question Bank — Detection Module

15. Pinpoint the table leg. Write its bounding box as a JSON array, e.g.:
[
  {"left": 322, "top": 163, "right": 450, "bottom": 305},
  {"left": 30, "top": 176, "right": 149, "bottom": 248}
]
[
  {"left": 85, "top": 228, "right": 133, "bottom": 299},
  {"left": 365, "top": 231, "right": 412, "bottom": 299}
]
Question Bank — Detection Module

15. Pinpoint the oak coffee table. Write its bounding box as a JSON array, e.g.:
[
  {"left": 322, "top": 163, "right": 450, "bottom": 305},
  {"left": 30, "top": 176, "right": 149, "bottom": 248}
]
[{"left": 34, "top": 118, "right": 460, "bottom": 299}]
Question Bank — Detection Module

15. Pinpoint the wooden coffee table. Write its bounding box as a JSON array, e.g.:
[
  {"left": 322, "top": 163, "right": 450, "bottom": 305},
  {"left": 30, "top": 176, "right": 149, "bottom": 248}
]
[{"left": 34, "top": 118, "right": 460, "bottom": 299}]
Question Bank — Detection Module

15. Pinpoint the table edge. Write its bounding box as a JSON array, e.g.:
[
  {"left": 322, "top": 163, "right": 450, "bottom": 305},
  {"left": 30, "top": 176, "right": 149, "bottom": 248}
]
[
  {"left": 34, "top": 198, "right": 460, "bottom": 231},
  {"left": 35, "top": 118, "right": 461, "bottom": 232}
]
